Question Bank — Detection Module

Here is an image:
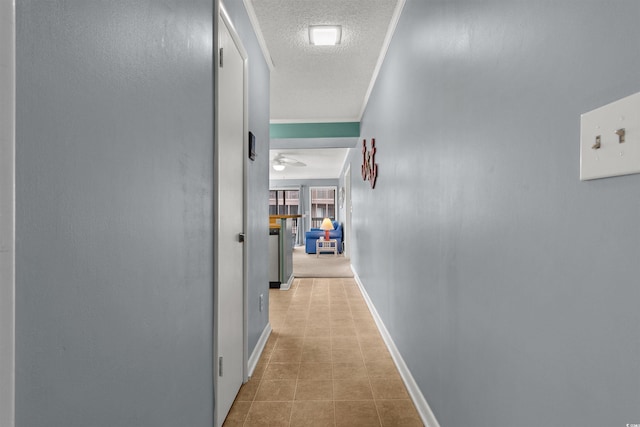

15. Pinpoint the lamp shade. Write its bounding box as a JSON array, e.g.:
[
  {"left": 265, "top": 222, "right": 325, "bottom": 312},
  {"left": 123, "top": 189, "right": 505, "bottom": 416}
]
[
  {"left": 320, "top": 218, "right": 334, "bottom": 231},
  {"left": 319, "top": 217, "right": 334, "bottom": 241}
]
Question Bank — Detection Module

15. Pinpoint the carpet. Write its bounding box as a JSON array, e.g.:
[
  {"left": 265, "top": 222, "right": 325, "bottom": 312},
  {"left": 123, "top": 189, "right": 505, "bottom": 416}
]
[{"left": 292, "top": 246, "right": 354, "bottom": 278}]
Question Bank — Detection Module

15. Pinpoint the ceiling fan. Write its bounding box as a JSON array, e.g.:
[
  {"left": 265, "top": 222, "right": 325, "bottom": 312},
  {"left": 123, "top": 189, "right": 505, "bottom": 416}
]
[{"left": 272, "top": 154, "right": 306, "bottom": 171}]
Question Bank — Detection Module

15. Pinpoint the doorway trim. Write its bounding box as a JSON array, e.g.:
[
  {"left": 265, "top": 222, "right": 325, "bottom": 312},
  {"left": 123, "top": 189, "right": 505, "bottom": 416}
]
[
  {"left": 213, "top": 3, "right": 249, "bottom": 426},
  {"left": 343, "top": 165, "right": 352, "bottom": 259},
  {"left": 0, "top": 1, "right": 15, "bottom": 426}
]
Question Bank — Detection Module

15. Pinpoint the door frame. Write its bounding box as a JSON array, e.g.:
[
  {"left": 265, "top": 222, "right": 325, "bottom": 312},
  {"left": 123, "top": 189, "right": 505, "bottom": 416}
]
[
  {"left": 0, "top": 1, "right": 15, "bottom": 426},
  {"left": 213, "top": 3, "right": 249, "bottom": 425},
  {"left": 344, "top": 165, "right": 352, "bottom": 259}
]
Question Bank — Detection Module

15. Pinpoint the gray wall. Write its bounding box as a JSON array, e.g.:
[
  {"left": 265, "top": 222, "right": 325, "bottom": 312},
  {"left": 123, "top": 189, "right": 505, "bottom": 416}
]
[
  {"left": 16, "top": 1, "right": 214, "bottom": 426},
  {"left": 350, "top": 1, "right": 640, "bottom": 426},
  {"left": 223, "top": 0, "right": 271, "bottom": 358}
]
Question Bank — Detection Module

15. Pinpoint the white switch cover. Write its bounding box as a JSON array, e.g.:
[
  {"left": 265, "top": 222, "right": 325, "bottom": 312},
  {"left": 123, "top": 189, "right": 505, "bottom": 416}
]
[{"left": 580, "top": 91, "right": 640, "bottom": 180}]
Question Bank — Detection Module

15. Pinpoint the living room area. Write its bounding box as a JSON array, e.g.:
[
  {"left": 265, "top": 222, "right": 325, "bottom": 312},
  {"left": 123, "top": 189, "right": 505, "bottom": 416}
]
[{"left": 269, "top": 177, "right": 353, "bottom": 282}]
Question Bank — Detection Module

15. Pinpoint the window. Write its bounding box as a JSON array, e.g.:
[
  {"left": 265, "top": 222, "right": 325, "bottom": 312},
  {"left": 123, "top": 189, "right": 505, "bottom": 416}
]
[
  {"left": 310, "top": 187, "right": 336, "bottom": 228},
  {"left": 269, "top": 189, "right": 299, "bottom": 216}
]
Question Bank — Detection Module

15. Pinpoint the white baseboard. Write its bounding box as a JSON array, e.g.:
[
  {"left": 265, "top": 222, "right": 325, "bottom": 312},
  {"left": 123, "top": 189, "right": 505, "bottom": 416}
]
[
  {"left": 279, "top": 273, "right": 294, "bottom": 291},
  {"left": 248, "top": 322, "right": 271, "bottom": 378},
  {"left": 351, "top": 265, "right": 441, "bottom": 427}
]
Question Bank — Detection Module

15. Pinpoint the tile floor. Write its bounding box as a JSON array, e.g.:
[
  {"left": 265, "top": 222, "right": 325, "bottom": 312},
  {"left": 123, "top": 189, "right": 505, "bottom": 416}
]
[{"left": 223, "top": 277, "right": 423, "bottom": 427}]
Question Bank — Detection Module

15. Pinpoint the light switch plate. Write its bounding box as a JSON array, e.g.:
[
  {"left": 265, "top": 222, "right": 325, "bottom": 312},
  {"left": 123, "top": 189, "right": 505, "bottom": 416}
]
[{"left": 580, "top": 91, "right": 640, "bottom": 180}]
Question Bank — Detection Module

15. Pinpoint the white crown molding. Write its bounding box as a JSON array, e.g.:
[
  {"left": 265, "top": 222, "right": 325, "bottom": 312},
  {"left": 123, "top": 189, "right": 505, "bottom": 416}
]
[
  {"left": 243, "top": 0, "right": 275, "bottom": 71},
  {"left": 270, "top": 118, "right": 361, "bottom": 124},
  {"left": 358, "top": 0, "right": 406, "bottom": 120}
]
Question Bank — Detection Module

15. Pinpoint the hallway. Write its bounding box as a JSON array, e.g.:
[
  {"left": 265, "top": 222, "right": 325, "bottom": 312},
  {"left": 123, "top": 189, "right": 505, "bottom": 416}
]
[{"left": 223, "top": 278, "right": 422, "bottom": 426}]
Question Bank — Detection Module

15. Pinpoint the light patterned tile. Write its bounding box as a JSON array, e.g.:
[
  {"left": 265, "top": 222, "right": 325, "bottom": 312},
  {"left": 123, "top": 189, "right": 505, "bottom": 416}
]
[
  {"left": 244, "top": 401, "right": 293, "bottom": 427},
  {"left": 332, "top": 361, "right": 368, "bottom": 380},
  {"left": 222, "top": 401, "right": 251, "bottom": 427},
  {"left": 298, "top": 362, "right": 332, "bottom": 380},
  {"left": 295, "top": 380, "right": 333, "bottom": 400},
  {"left": 333, "top": 379, "right": 374, "bottom": 400},
  {"left": 370, "top": 378, "right": 409, "bottom": 400},
  {"left": 254, "top": 380, "right": 297, "bottom": 402},
  {"left": 376, "top": 400, "right": 423, "bottom": 426},
  {"left": 366, "top": 359, "right": 400, "bottom": 379},
  {"left": 335, "top": 400, "right": 381, "bottom": 427},
  {"left": 332, "top": 347, "right": 364, "bottom": 363},
  {"left": 263, "top": 363, "right": 300, "bottom": 380},
  {"left": 290, "top": 401, "right": 335, "bottom": 427}
]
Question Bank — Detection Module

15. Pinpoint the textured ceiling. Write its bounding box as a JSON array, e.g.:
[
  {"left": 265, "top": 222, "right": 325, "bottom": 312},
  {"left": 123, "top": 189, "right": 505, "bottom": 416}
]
[{"left": 249, "top": 0, "right": 399, "bottom": 122}]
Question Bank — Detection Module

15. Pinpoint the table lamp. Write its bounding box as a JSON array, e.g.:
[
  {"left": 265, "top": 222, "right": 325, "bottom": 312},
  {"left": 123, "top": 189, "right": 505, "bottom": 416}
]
[{"left": 320, "top": 217, "right": 334, "bottom": 240}]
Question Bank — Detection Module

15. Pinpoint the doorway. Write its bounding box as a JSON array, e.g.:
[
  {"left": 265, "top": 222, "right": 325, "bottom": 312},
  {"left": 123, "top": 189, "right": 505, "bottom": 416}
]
[{"left": 214, "top": 6, "right": 248, "bottom": 427}]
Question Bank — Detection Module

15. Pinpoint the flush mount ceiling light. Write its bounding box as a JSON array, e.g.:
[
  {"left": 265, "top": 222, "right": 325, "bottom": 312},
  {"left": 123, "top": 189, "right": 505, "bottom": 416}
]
[{"left": 309, "top": 25, "right": 342, "bottom": 46}]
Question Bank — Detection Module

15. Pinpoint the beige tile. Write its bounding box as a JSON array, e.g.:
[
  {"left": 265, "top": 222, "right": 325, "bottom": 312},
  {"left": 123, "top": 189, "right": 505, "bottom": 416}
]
[
  {"left": 263, "top": 363, "right": 300, "bottom": 380},
  {"left": 332, "top": 361, "right": 368, "bottom": 380},
  {"left": 303, "top": 337, "right": 331, "bottom": 349},
  {"left": 330, "top": 310, "right": 353, "bottom": 319},
  {"left": 327, "top": 297, "right": 346, "bottom": 308},
  {"left": 306, "top": 316, "right": 330, "bottom": 325},
  {"left": 266, "top": 334, "right": 281, "bottom": 348},
  {"left": 366, "top": 359, "right": 400, "bottom": 379},
  {"left": 370, "top": 378, "right": 409, "bottom": 400},
  {"left": 285, "top": 316, "right": 309, "bottom": 326},
  {"left": 333, "top": 379, "right": 374, "bottom": 400},
  {"left": 358, "top": 333, "right": 385, "bottom": 348},
  {"left": 331, "top": 335, "right": 359, "bottom": 349},
  {"left": 301, "top": 347, "right": 332, "bottom": 363},
  {"left": 280, "top": 326, "right": 307, "bottom": 337},
  {"left": 295, "top": 380, "right": 333, "bottom": 401},
  {"left": 304, "top": 326, "right": 331, "bottom": 337},
  {"left": 254, "top": 379, "right": 297, "bottom": 401},
  {"left": 355, "top": 323, "right": 379, "bottom": 335},
  {"left": 236, "top": 380, "right": 260, "bottom": 401},
  {"left": 332, "top": 347, "right": 364, "bottom": 363},
  {"left": 361, "top": 347, "right": 393, "bottom": 363},
  {"left": 270, "top": 310, "right": 287, "bottom": 318},
  {"left": 351, "top": 310, "right": 373, "bottom": 320},
  {"left": 376, "top": 400, "right": 423, "bottom": 426},
  {"left": 335, "top": 400, "right": 381, "bottom": 427},
  {"left": 252, "top": 359, "right": 268, "bottom": 379},
  {"left": 331, "top": 326, "right": 357, "bottom": 337},
  {"left": 298, "top": 362, "right": 332, "bottom": 380},
  {"left": 222, "top": 401, "right": 252, "bottom": 427},
  {"left": 244, "top": 401, "right": 293, "bottom": 427},
  {"left": 276, "top": 337, "right": 305, "bottom": 350},
  {"left": 290, "top": 401, "right": 335, "bottom": 427},
  {"left": 270, "top": 347, "right": 302, "bottom": 363},
  {"left": 331, "top": 319, "right": 355, "bottom": 329},
  {"left": 270, "top": 319, "right": 285, "bottom": 330}
]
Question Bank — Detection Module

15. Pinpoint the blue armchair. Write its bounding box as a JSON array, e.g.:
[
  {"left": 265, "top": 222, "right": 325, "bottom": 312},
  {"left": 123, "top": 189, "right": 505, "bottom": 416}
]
[{"left": 305, "top": 220, "right": 343, "bottom": 254}]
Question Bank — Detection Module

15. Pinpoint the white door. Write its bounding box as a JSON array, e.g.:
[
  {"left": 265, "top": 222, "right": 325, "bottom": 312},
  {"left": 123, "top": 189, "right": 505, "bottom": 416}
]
[{"left": 214, "top": 11, "right": 247, "bottom": 427}]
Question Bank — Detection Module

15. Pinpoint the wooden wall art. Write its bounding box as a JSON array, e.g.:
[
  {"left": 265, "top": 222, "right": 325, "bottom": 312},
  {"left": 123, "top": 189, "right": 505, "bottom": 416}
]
[{"left": 361, "top": 138, "right": 378, "bottom": 189}]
